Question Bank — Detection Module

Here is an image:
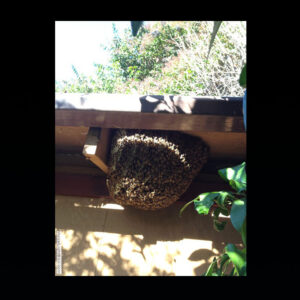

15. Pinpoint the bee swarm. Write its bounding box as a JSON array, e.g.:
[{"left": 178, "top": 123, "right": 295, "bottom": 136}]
[{"left": 106, "top": 129, "right": 209, "bottom": 210}]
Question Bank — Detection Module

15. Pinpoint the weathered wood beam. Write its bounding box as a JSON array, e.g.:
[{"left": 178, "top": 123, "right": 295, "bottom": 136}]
[
  {"left": 55, "top": 172, "right": 235, "bottom": 202},
  {"left": 55, "top": 155, "right": 242, "bottom": 201},
  {"left": 55, "top": 93, "right": 245, "bottom": 132},
  {"left": 82, "top": 127, "right": 112, "bottom": 174}
]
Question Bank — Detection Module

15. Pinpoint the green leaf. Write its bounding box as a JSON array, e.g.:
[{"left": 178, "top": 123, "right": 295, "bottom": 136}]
[
  {"left": 194, "top": 192, "right": 220, "bottom": 215},
  {"left": 218, "top": 162, "right": 246, "bottom": 193},
  {"left": 219, "top": 253, "right": 230, "bottom": 275},
  {"left": 179, "top": 199, "right": 196, "bottom": 217},
  {"left": 240, "top": 264, "right": 247, "bottom": 276},
  {"left": 215, "top": 191, "right": 235, "bottom": 209},
  {"left": 239, "top": 64, "right": 246, "bottom": 88},
  {"left": 219, "top": 207, "right": 230, "bottom": 216},
  {"left": 213, "top": 219, "right": 227, "bottom": 231},
  {"left": 207, "top": 21, "right": 222, "bottom": 59},
  {"left": 221, "top": 260, "right": 231, "bottom": 276},
  {"left": 225, "top": 244, "right": 246, "bottom": 276},
  {"left": 131, "top": 21, "right": 144, "bottom": 37},
  {"left": 230, "top": 199, "right": 246, "bottom": 232},
  {"left": 212, "top": 207, "right": 221, "bottom": 219},
  {"left": 241, "top": 219, "right": 246, "bottom": 246},
  {"left": 228, "top": 267, "right": 236, "bottom": 276},
  {"left": 204, "top": 257, "right": 218, "bottom": 276},
  {"left": 213, "top": 208, "right": 228, "bottom": 231}
]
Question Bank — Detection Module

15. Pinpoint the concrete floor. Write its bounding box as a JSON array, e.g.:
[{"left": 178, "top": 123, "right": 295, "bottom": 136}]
[{"left": 55, "top": 195, "right": 243, "bottom": 276}]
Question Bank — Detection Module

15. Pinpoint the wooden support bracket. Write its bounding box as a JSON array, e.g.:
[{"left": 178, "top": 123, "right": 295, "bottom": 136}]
[{"left": 82, "top": 127, "right": 111, "bottom": 174}]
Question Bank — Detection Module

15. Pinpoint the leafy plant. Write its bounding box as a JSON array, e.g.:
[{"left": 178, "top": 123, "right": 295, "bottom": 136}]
[
  {"left": 207, "top": 21, "right": 223, "bottom": 59},
  {"left": 131, "top": 20, "right": 247, "bottom": 276},
  {"left": 180, "top": 161, "right": 247, "bottom": 276},
  {"left": 205, "top": 20, "right": 246, "bottom": 92},
  {"left": 131, "top": 21, "right": 144, "bottom": 36},
  {"left": 127, "top": 21, "right": 246, "bottom": 96},
  {"left": 239, "top": 63, "right": 246, "bottom": 88},
  {"left": 131, "top": 20, "right": 223, "bottom": 59},
  {"left": 56, "top": 21, "right": 246, "bottom": 96}
]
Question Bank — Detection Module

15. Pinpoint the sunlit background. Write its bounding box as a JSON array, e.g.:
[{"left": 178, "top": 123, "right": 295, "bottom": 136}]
[
  {"left": 55, "top": 21, "right": 246, "bottom": 97},
  {"left": 55, "top": 21, "right": 153, "bottom": 82}
]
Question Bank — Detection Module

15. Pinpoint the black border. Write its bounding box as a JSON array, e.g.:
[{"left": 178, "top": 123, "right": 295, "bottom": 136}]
[
  {"left": 3, "top": 15, "right": 297, "bottom": 280},
  {"left": 1, "top": 17, "right": 55, "bottom": 276}
]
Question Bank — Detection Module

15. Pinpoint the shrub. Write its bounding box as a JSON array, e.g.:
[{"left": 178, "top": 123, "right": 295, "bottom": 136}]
[{"left": 55, "top": 21, "right": 246, "bottom": 96}]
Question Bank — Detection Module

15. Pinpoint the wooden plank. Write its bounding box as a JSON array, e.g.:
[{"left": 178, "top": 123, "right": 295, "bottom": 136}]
[
  {"left": 55, "top": 172, "right": 233, "bottom": 202},
  {"left": 55, "top": 153, "right": 97, "bottom": 167},
  {"left": 55, "top": 126, "right": 89, "bottom": 152},
  {"left": 82, "top": 127, "right": 111, "bottom": 174},
  {"left": 55, "top": 153, "right": 105, "bottom": 176},
  {"left": 55, "top": 173, "right": 109, "bottom": 199},
  {"left": 56, "top": 110, "right": 244, "bottom": 132},
  {"left": 183, "top": 131, "right": 246, "bottom": 160},
  {"left": 55, "top": 127, "right": 246, "bottom": 160},
  {"left": 56, "top": 153, "right": 242, "bottom": 177},
  {"left": 55, "top": 93, "right": 245, "bottom": 132},
  {"left": 56, "top": 128, "right": 246, "bottom": 159},
  {"left": 55, "top": 93, "right": 243, "bottom": 115},
  {"left": 55, "top": 157, "right": 241, "bottom": 201},
  {"left": 95, "top": 127, "right": 112, "bottom": 167},
  {"left": 55, "top": 165, "right": 105, "bottom": 176}
]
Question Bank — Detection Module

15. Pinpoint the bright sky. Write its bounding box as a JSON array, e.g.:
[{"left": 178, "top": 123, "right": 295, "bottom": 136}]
[{"left": 55, "top": 21, "right": 151, "bottom": 82}]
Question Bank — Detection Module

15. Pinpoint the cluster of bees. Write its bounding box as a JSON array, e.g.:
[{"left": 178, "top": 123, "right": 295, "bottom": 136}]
[{"left": 106, "top": 129, "right": 209, "bottom": 210}]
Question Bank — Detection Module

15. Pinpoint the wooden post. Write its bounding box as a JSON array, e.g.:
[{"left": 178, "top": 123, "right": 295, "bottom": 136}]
[{"left": 82, "top": 127, "right": 111, "bottom": 174}]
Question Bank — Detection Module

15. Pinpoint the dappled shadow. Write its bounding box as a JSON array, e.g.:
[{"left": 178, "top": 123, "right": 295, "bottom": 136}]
[
  {"left": 56, "top": 228, "right": 176, "bottom": 276},
  {"left": 55, "top": 195, "right": 242, "bottom": 276},
  {"left": 189, "top": 248, "right": 219, "bottom": 276},
  {"left": 56, "top": 229, "right": 97, "bottom": 276},
  {"left": 188, "top": 240, "right": 244, "bottom": 276},
  {"left": 189, "top": 248, "right": 214, "bottom": 261},
  {"left": 140, "top": 95, "right": 179, "bottom": 113},
  {"left": 55, "top": 99, "right": 77, "bottom": 109},
  {"left": 139, "top": 95, "right": 243, "bottom": 115},
  {"left": 55, "top": 93, "right": 90, "bottom": 109}
]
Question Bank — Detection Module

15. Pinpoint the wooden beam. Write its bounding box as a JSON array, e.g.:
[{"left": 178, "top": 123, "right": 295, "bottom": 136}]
[
  {"left": 55, "top": 93, "right": 243, "bottom": 115},
  {"left": 55, "top": 173, "right": 110, "bottom": 199},
  {"left": 183, "top": 131, "right": 246, "bottom": 160},
  {"left": 55, "top": 172, "right": 234, "bottom": 202},
  {"left": 55, "top": 126, "right": 89, "bottom": 152},
  {"left": 55, "top": 127, "right": 246, "bottom": 160},
  {"left": 56, "top": 153, "right": 243, "bottom": 176},
  {"left": 55, "top": 156, "right": 241, "bottom": 201},
  {"left": 55, "top": 93, "right": 245, "bottom": 132},
  {"left": 56, "top": 110, "right": 244, "bottom": 132},
  {"left": 82, "top": 127, "right": 112, "bottom": 174}
]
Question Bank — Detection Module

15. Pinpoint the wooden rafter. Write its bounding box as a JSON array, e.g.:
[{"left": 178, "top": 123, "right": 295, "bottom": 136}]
[
  {"left": 55, "top": 93, "right": 245, "bottom": 132},
  {"left": 82, "top": 127, "right": 112, "bottom": 174}
]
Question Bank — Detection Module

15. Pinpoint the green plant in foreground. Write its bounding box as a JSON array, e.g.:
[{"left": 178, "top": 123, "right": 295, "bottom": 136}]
[{"left": 180, "top": 161, "right": 247, "bottom": 276}]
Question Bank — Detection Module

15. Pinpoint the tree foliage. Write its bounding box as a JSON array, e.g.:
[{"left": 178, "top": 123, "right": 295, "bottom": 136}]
[
  {"left": 56, "top": 21, "right": 246, "bottom": 96},
  {"left": 180, "top": 161, "right": 247, "bottom": 276}
]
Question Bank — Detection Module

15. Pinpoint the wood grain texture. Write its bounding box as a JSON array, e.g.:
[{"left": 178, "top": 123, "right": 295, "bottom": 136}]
[
  {"left": 55, "top": 93, "right": 245, "bottom": 132},
  {"left": 82, "top": 128, "right": 111, "bottom": 174},
  {"left": 55, "top": 171, "right": 235, "bottom": 203},
  {"left": 55, "top": 154, "right": 240, "bottom": 203},
  {"left": 55, "top": 93, "right": 243, "bottom": 115},
  {"left": 55, "top": 126, "right": 89, "bottom": 152},
  {"left": 183, "top": 131, "right": 246, "bottom": 160},
  {"left": 96, "top": 128, "right": 112, "bottom": 165},
  {"left": 56, "top": 127, "right": 246, "bottom": 160},
  {"left": 56, "top": 110, "right": 244, "bottom": 132}
]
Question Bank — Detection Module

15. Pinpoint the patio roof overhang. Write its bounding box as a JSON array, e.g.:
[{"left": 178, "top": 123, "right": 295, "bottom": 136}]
[{"left": 55, "top": 93, "right": 245, "bottom": 132}]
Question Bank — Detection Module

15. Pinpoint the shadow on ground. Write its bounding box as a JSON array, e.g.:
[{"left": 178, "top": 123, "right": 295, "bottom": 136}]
[{"left": 55, "top": 195, "right": 242, "bottom": 276}]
